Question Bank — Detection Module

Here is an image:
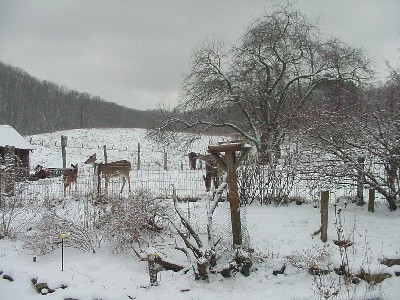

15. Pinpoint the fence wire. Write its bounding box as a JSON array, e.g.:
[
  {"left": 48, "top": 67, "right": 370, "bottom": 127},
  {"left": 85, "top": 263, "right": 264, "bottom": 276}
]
[{"left": 0, "top": 160, "right": 391, "bottom": 207}]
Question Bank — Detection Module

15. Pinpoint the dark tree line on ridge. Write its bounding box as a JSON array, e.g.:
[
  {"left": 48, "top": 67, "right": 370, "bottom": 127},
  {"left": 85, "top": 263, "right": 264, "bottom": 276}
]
[{"left": 0, "top": 61, "right": 157, "bottom": 135}]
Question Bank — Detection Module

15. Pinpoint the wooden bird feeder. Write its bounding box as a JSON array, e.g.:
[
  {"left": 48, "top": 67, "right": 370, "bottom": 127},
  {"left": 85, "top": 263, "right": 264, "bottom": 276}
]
[{"left": 208, "top": 141, "right": 251, "bottom": 248}]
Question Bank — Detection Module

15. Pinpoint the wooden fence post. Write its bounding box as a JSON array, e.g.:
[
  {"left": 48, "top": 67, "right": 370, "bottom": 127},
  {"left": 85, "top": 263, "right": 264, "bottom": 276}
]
[
  {"left": 103, "top": 145, "right": 108, "bottom": 163},
  {"left": 137, "top": 143, "right": 141, "bottom": 170},
  {"left": 61, "top": 136, "right": 67, "bottom": 169},
  {"left": 368, "top": 189, "right": 375, "bottom": 213},
  {"left": 320, "top": 191, "right": 329, "bottom": 243}
]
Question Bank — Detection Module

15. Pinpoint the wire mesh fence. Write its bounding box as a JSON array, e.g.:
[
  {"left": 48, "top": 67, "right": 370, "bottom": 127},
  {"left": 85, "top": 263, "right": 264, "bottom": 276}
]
[
  {"left": 0, "top": 159, "right": 392, "bottom": 207},
  {"left": 1, "top": 164, "right": 211, "bottom": 204},
  {"left": 0, "top": 156, "right": 394, "bottom": 251}
]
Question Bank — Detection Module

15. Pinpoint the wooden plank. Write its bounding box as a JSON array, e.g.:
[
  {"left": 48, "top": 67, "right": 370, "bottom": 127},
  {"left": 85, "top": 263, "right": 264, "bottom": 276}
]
[{"left": 208, "top": 142, "right": 245, "bottom": 153}]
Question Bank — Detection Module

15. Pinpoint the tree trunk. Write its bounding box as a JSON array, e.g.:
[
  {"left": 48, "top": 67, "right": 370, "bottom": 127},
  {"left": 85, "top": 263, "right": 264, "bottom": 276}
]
[
  {"left": 386, "top": 194, "right": 397, "bottom": 212},
  {"left": 356, "top": 156, "right": 365, "bottom": 206},
  {"left": 196, "top": 258, "right": 208, "bottom": 280},
  {"left": 368, "top": 189, "right": 375, "bottom": 213},
  {"left": 258, "top": 129, "right": 283, "bottom": 165}
]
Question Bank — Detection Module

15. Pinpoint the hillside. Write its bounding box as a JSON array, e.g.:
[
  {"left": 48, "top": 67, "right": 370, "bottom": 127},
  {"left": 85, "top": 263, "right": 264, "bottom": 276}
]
[
  {"left": 26, "top": 127, "right": 224, "bottom": 168},
  {"left": 0, "top": 61, "right": 157, "bottom": 135}
]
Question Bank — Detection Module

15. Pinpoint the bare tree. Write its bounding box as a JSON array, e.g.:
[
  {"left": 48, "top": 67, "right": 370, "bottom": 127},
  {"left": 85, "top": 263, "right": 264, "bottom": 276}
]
[
  {"left": 155, "top": 5, "right": 371, "bottom": 163},
  {"left": 385, "top": 55, "right": 400, "bottom": 114}
]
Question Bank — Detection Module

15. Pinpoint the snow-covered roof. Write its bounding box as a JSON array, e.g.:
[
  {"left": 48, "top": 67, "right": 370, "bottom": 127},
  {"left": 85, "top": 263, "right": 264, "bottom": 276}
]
[{"left": 0, "top": 125, "right": 33, "bottom": 150}]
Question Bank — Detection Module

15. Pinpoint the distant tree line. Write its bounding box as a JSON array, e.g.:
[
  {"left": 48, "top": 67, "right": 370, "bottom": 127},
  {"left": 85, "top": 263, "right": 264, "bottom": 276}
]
[{"left": 0, "top": 61, "right": 156, "bottom": 135}]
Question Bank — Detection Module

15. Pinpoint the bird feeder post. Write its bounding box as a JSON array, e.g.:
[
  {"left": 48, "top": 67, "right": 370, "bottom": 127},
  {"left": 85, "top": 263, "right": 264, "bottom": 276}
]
[
  {"left": 208, "top": 141, "right": 251, "bottom": 249},
  {"left": 59, "top": 233, "right": 66, "bottom": 271}
]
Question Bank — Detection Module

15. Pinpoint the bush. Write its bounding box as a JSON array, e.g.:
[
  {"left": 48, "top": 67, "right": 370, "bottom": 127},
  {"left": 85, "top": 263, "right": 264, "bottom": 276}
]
[
  {"left": 99, "top": 189, "right": 169, "bottom": 253},
  {"left": 24, "top": 211, "right": 98, "bottom": 255}
]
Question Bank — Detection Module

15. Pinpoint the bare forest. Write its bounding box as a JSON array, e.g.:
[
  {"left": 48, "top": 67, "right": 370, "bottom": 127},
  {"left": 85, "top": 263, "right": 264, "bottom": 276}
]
[{"left": 0, "top": 61, "right": 157, "bottom": 135}]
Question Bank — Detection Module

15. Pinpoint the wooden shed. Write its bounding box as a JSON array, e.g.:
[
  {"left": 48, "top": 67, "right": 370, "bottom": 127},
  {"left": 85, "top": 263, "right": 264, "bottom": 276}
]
[{"left": 0, "top": 125, "right": 33, "bottom": 179}]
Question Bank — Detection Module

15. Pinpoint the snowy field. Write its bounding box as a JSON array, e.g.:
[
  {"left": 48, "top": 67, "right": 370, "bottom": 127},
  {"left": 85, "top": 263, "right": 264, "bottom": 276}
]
[{"left": 1, "top": 128, "right": 399, "bottom": 299}]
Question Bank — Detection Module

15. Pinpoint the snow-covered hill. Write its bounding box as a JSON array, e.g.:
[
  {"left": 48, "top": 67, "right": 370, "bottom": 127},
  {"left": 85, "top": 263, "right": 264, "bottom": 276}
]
[{"left": 27, "top": 128, "right": 226, "bottom": 168}]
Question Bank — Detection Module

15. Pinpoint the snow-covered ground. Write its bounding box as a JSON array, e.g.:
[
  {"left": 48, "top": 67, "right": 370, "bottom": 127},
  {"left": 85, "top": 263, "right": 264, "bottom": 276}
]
[{"left": 1, "top": 128, "right": 399, "bottom": 299}]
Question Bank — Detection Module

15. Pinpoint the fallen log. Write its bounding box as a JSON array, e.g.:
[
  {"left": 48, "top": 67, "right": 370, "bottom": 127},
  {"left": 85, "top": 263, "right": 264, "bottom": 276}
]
[
  {"left": 132, "top": 247, "right": 185, "bottom": 272},
  {"left": 380, "top": 258, "right": 400, "bottom": 267},
  {"left": 309, "top": 266, "right": 330, "bottom": 276},
  {"left": 358, "top": 270, "right": 392, "bottom": 284},
  {"left": 154, "top": 256, "right": 184, "bottom": 272}
]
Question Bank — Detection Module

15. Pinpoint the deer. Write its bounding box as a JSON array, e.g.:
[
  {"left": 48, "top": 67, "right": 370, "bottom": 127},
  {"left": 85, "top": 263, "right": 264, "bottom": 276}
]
[
  {"left": 34, "top": 164, "right": 50, "bottom": 179},
  {"left": 63, "top": 164, "right": 79, "bottom": 196},
  {"left": 197, "top": 154, "right": 220, "bottom": 192},
  {"left": 188, "top": 152, "right": 198, "bottom": 170},
  {"left": 84, "top": 153, "right": 131, "bottom": 193}
]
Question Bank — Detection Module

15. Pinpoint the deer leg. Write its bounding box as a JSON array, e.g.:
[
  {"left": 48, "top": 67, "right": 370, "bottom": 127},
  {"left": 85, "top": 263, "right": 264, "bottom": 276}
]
[
  {"left": 63, "top": 179, "right": 68, "bottom": 197},
  {"left": 105, "top": 177, "right": 109, "bottom": 194},
  {"left": 127, "top": 175, "right": 131, "bottom": 192},
  {"left": 204, "top": 175, "right": 211, "bottom": 192},
  {"left": 97, "top": 173, "right": 101, "bottom": 194},
  {"left": 120, "top": 176, "right": 126, "bottom": 193},
  {"left": 213, "top": 174, "right": 219, "bottom": 189}
]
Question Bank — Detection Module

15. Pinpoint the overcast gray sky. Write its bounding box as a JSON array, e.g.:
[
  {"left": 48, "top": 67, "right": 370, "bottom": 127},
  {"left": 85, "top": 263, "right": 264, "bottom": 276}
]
[{"left": 1, "top": 0, "right": 399, "bottom": 110}]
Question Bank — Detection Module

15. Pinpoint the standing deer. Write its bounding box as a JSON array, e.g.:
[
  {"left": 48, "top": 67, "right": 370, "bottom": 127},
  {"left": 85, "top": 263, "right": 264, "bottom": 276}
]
[
  {"left": 84, "top": 153, "right": 131, "bottom": 193},
  {"left": 197, "top": 154, "right": 219, "bottom": 192},
  {"left": 63, "top": 164, "right": 79, "bottom": 196}
]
